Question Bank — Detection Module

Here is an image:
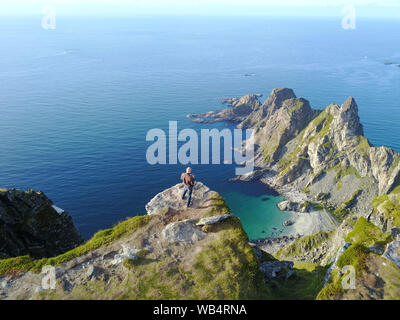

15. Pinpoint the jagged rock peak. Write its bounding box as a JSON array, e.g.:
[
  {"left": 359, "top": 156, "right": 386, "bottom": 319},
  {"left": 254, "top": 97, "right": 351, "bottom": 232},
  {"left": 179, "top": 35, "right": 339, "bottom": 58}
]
[
  {"left": 341, "top": 96, "right": 358, "bottom": 112},
  {"left": 235, "top": 94, "right": 262, "bottom": 107},
  {"left": 337, "top": 96, "right": 364, "bottom": 137},
  {"left": 261, "top": 88, "right": 297, "bottom": 115},
  {"left": 238, "top": 88, "right": 298, "bottom": 129},
  {"left": 266, "top": 88, "right": 297, "bottom": 106}
]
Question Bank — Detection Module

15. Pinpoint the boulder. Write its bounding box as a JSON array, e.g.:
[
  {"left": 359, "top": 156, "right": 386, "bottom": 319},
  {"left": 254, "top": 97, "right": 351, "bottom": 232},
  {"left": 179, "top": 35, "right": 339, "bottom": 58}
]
[
  {"left": 277, "top": 200, "right": 297, "bottom": 211},
  {"left": 112, "top": 245, "right": 140, "bottom": 265},
  {"left": 86, "top": 265, "right": 99, "bottom": 279},
  {"left": 277, "top": 200, "right": 310, "bottom": 213},
  {"left": 162, "top": 219, "right": 206, "bottom": 244},
  {"left": 283, "top": 220, "right": 294, "bottom": 227},
  {"left": 145, "top": 182, "right": 211, "bottom": 215}
]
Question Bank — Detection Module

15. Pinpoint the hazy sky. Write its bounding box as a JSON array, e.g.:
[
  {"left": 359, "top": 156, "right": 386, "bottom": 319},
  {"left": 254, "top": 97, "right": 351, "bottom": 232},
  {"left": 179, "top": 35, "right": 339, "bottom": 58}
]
[{"left": 0, "top": 0, "right": 399, "bottom": 17}]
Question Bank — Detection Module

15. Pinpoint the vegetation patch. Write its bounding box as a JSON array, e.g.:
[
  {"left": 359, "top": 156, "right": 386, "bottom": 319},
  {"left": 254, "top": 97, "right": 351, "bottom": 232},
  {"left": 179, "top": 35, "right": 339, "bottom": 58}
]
[
  {"left": 0, "top": 215, "right": 153, "bottom": 276},
  {"left": 270, "top": 262, "right": 328, "bottom": 300},
  {"left": 356, "top": 136, "right": 372, "bottom": 156},
  {"left": 337, "top": 244, "right": 369, "bottom": 274},
  {"left": 276, "top": 107, "right": 335, "bottom": 175},
  {"left": 342, "top": 189, "right": 362, "bottom": 209},
  {"left": 41, "top": 217, "right": 273, "bottom": 300},
  {"left": 318, "top": 244, "right": 370, "bottom": 300},
  {"left": 192, "top": 217, "right": 271, "bottom": 299},
  {"left": 372, "top": 191, "right": 400, "bottom": 227},
  {"left": 345, "top": 217, "right": 392, "bottom": 248},
  {"left": 276, "top": 231, "right": 331, "bottom": 260},
  {"left": 288, "top": 100, "right": 305, "bottom": 114},
  {"left": 202, "top": 194, "right": 231, "bottom": 217},
  {"left": 262, "top": 143, "right": 279, "bottom": 163},
  {"left": 122, "top": 249, "right": 151, "bottom": 268},
  {"left": 316, "top": 270, "right": 345, "bottom": 300},
  {"left": 332, "top": 207, "right": 350, "bottom": 221}
]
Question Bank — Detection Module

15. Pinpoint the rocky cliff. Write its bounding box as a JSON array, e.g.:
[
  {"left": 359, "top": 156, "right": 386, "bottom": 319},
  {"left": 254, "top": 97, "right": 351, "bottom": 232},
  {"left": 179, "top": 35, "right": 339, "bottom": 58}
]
[
  {"left": 2, "top": 88, "right": 400, "bottom": 300},
  {"left": 0, "top": 189, "right": 83, "bottom": 259},
  {"left": 0, "top": 183, "right": 284, "bottom": 300},
  {"left": 191, "top": 88, "right": 400, "bottom": 300}
]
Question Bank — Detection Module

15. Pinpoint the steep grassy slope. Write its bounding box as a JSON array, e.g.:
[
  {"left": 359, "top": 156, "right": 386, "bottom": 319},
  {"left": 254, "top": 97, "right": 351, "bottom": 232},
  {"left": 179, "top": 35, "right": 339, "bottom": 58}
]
[{"left": 0, "top": 189, "right": 273, "bottom": 300}]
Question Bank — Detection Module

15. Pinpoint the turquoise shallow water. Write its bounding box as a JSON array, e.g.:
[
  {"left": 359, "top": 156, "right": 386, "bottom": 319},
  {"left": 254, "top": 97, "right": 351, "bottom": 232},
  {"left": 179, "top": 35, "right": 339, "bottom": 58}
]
[
  {"left": 0, "top": 16, "right": 399, "bottom": 239},
  {"left": 223, "top": 191, "right": 293, "bottom": 240}
]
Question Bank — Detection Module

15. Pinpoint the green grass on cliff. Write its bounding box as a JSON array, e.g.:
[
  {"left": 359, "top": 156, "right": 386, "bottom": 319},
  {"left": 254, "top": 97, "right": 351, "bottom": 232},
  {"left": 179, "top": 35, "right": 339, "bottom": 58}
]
[
  {"left": 329, "top": 165, "right": 362, "bottom": 186},
  {"left": 337, "top": 244, "right": 370, "bottom": 273},
  {"left": 317, "top": 244, "right": 369, "bottom": 300},
  {"left": 321, "top": 217, "right": 391, "bottom": 298},
  {"left": 275, "top": 231, "right": 331, "bottom": 260},
  {"left": 345, "top": 217, "right": 392, "bottom": 248},
  {"left": 316, "top": 269, "right": 345, "bottom": 300},
  {"left": 317, "top": 216, "right": 395, "bottom": 300},
  {"left": 0, "top": 215, "right": 153, "bottom": 276},
  {"left": 42, "top": 216, "right": 272, "bottom": 300},
  {"left": 191, "top": 217, "right": 270, "bottom": 299},
  {"left": 270, "top": 262, "right": 328, "bottom": 300},
  {"left": 202, "top": 193, "right": 231, "bottom": 217},
  {"left": 372, "top": 188, "right": 400, "bottom": 227},
  {"left": 288, "top": 100, "right": 305, "bottom": 114},
  {"left": 276, "top": 107, "right": 334, "bottom": 175}
]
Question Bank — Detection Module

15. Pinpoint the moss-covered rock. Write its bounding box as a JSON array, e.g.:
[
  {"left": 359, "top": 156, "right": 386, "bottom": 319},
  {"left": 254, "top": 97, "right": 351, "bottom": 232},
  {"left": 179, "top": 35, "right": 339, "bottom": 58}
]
[
  {"left": 276, "top": 231, "right": 332, "bottom": 261},
  {"left": 317, "top": 217, "right": 400, "bottom": 300},
  {"left": 345, "top": 217, "right": 391, "bottom": 248},
  {"left": 371, "top": 187, "right": 400, "bottom": 229}
]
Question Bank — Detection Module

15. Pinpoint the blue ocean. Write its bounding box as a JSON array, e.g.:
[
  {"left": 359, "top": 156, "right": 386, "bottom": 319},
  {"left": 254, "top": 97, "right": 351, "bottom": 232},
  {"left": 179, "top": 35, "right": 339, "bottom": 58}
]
[{"left": 1, "top": 16, "right": 399, "bottom": 240}]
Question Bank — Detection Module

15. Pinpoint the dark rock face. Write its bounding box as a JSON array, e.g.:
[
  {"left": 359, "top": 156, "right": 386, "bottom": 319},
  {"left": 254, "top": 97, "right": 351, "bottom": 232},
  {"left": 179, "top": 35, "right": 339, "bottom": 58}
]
[
  {"left": 259, "top": 261, "right": 295, "bottom": 282},
  {"left": 238, "top": 90, "right": 319, "bottom": 167},
  {"left": 0, "top": 189, "right": 83, "bottom": 259}
]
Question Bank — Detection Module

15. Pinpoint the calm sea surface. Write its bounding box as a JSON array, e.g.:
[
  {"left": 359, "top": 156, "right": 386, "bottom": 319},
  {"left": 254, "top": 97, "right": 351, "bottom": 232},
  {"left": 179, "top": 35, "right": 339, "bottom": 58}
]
[{"left": 1, "top": 16, "right": 399, "bottom": 239}]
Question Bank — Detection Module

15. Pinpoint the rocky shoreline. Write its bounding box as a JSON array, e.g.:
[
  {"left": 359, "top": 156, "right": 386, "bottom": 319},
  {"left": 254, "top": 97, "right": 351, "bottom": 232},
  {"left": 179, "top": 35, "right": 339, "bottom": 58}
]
[
  {"left": 250, "top": 234, "right": 303, "bottom": 254},
  {"left": 189, "top": 88, "right": 400, "bottom": 272},
  {"left": 237, "top": 173, "right": 337, "bottom": 252}
]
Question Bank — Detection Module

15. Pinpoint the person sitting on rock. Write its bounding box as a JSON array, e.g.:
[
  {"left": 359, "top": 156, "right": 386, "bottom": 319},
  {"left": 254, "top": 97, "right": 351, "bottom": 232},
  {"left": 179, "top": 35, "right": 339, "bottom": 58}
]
[{"left": 181, "top": 167, "right": 195, "bottom": 208}]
